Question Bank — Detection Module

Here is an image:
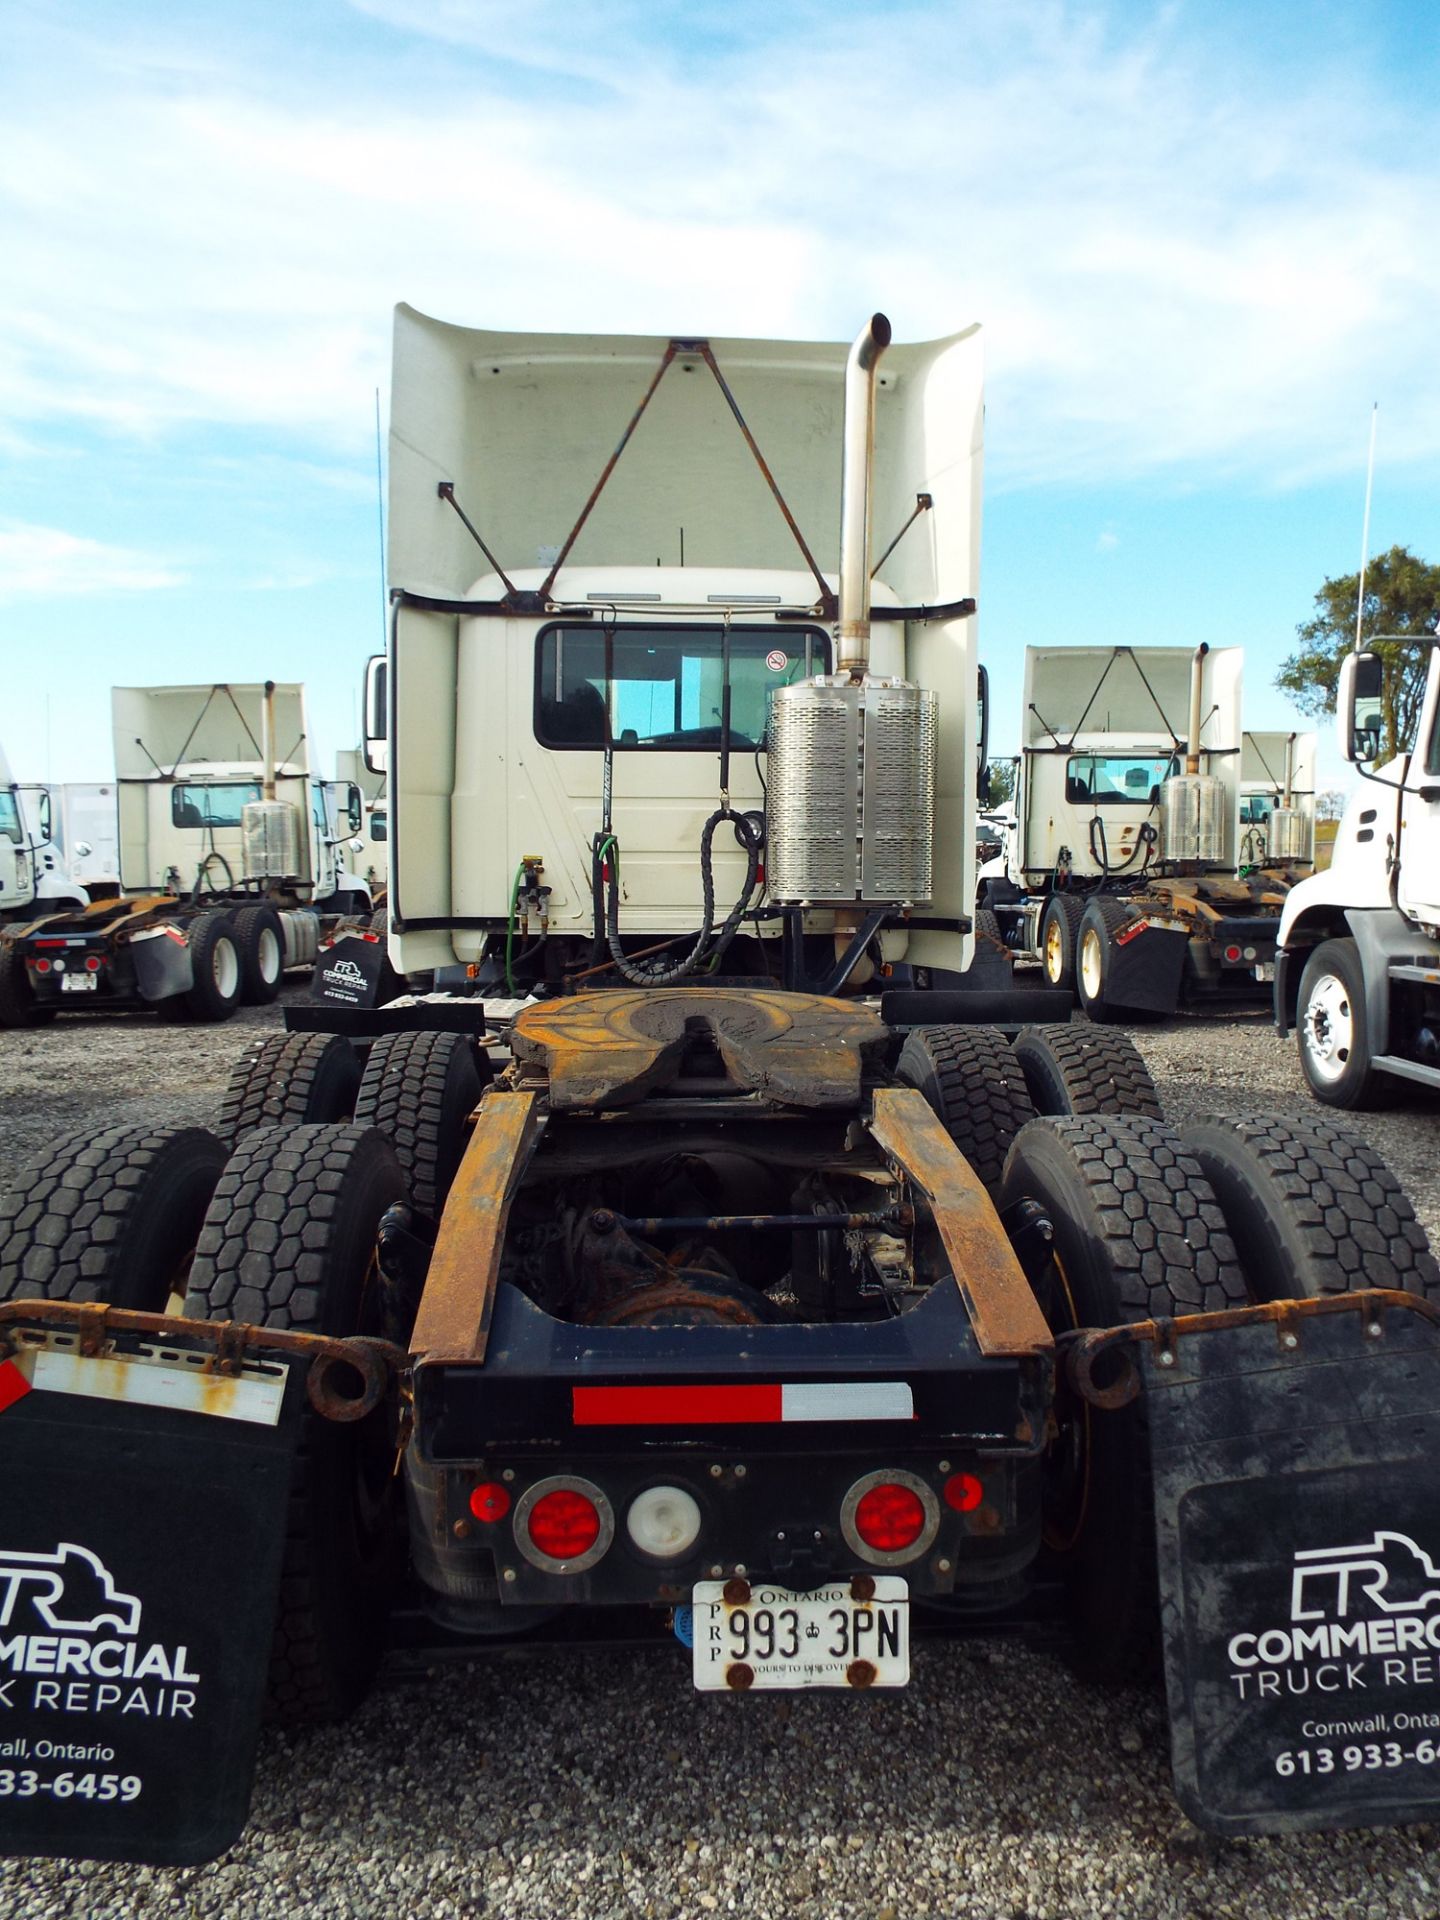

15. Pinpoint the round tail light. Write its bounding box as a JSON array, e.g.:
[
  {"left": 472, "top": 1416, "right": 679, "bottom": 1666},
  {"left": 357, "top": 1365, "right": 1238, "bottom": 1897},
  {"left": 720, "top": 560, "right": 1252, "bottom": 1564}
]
[
  {"left": 1224, "top": 944, "right": 1242, "bottom": 963},
  {"left": 33, "top": 957, "right": 51, "bottom": 974},
  {"left": 841, "top": 1470, "right": 940, "bottom": 1567},
  {"left": 84, "top": 955, "right": 102, "bottom": 973},
  {"left": 515, "top": 1476, "right": 613, "bottom": 1573},
  {"left": 944, "top": 1472, "right": 985, "bottom": 1513},
  {"left": 468, "top": 1481, "right": 510, "bottom": 1524},
  {"left": 626, "top": 1485, "right": 702, "bottom": 1561}
]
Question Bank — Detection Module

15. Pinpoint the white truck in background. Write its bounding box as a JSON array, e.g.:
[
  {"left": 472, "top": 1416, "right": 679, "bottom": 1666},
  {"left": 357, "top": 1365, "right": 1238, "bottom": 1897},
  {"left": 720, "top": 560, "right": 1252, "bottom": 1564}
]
[
  {"left": 336, "top": 747, "right": 388, "bottom": 906},
  {"left": 0, "top": 683, "right": 371, "bottom": 1027},
  {"left": 43, "top": 782, "right": 122, "bottom": 895},
  {"left": 980, "top": 645, "right": 1315, "bottom": 1018},
  {"left": 1277, "top": 642, "right": 1440, "bottom": 1107}
]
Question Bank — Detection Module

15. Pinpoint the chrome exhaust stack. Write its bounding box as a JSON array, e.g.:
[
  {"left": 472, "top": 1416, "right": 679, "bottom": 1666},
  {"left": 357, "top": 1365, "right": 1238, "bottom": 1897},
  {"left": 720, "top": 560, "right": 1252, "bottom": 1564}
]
[
  {"left": 1185, "top": 643, "right": 1209, "bottom": 775},
  {"left": 836, "top": 313, "right": 892, "bottom": 679}
]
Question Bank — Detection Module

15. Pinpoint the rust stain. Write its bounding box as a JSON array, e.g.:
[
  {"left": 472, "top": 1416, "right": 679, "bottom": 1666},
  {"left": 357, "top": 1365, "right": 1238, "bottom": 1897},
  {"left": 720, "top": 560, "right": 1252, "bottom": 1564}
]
[
  {"left": 868, "top": 1087, "right": 1052, "bottom": 1359},
  {"left": 511, "top": 988, "right": 888, "bottom": 1111},
  {"left": 409, "top": 1089, "right": 544, "bottom": 1360}
]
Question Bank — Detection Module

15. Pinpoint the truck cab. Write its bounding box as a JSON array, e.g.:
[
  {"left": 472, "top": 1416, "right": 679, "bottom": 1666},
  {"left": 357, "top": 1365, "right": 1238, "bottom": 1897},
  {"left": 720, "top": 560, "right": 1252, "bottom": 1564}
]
[{"left": 1277, "top": 644, "right": 1440, "bottom": 1105}]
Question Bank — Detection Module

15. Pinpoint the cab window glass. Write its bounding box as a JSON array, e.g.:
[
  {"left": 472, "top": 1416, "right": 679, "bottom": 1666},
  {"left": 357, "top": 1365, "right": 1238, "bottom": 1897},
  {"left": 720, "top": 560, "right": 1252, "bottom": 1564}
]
[
  {"left": 0, "top": 791, "right": 20, "bottom": 844},
  {"left": 1064, "top": 754, "right": 1178, "bottom": 805},
  {"left": 1239, "top": 793, "right": 1275, "bottom": 825},
  {"left": 536, "top": 624, "right": 829, "bottom": 750},
  {"left": 170, "top": 782, "right": 261, "bottom": 828},
  {"left": 370, "top": 810, "right": 388, "bottom": 843}
]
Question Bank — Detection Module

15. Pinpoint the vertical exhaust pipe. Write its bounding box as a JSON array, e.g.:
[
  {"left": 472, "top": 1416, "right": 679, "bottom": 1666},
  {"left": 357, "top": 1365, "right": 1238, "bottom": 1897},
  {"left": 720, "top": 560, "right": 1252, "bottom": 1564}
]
[
  {"left": 261, "top": 679, "right": 277, "bottom": 801},
  {"left": 1283, "top": 731, "right": 1296, "bottom": 808},
  {"left": 1185, "top": 643, "right": 1209, "bottom": 774},
  {"left": 837, "top": 313, "right": 892, "bottom": 678}
]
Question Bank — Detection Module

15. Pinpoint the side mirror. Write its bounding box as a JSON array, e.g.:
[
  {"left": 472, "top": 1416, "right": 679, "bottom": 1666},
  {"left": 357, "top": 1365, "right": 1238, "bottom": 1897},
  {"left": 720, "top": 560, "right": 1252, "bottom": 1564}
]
[
  {"left": 976, "top": 664, "right": 991, "bottom": 802},
  {"left": 345, "top": 782, "right": 363, "bottom": 836},
  {"left": 363, "top": 655, "right": 389, "bottom": 776},
  {"left": 1337, "top": 651, "right": 1384, "bottom": 764},
  {"left": 38, "top": 790, "right": 52, "bottom": 844}
]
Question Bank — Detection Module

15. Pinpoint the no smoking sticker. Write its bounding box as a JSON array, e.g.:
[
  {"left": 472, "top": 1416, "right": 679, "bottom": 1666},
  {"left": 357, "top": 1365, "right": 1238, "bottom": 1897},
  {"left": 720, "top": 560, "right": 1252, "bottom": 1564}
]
[{"left": 765, "top": 650, "right": 788, "bottom": 672}]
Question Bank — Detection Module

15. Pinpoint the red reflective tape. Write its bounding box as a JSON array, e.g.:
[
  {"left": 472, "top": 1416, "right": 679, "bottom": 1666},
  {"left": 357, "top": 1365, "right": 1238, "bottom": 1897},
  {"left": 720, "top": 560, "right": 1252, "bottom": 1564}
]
[
  {"left": 0, "top": 1361, "right": 32, "bottom": 1415},
  {"left": 573, "top": 1383, "right": 783, "bottom": 1426},
  {"left": 1115, "top": 917, "right": 1149, "bottom": 946}
]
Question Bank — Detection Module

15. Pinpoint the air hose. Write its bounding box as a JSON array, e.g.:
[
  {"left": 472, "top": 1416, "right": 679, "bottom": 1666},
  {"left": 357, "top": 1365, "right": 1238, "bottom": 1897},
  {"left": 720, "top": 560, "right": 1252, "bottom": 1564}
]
[{"left": 601, "top": 809, "right": 761, "bottom": 987}]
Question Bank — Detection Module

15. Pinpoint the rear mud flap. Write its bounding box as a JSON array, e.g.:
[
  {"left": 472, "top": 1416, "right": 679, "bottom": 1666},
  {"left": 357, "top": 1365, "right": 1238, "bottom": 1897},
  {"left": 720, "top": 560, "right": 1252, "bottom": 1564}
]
[
  {"left": 1103, "top": 920, "right": 1187, "bottom": 1014},
  {"left": 0, "top": 1347, "right": 305, "bottom": 1865},
  {"left": 1135, "top": 1296, "right": 1440, "bottom": 1835}
]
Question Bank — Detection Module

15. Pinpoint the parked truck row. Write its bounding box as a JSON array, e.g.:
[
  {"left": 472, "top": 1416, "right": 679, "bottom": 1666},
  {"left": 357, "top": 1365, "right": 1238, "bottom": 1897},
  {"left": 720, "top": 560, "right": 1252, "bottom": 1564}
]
[
  {"left": 4, "top": 305, "right": 1440, "bottom": 1871},
  {"left": 0, "top": 683, "right": 382, "bottom": 1028}
]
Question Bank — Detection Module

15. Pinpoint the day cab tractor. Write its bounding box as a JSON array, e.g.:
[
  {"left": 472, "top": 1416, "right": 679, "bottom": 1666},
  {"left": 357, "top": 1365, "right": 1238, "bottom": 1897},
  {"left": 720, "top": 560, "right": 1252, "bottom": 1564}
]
[
  {"left": 3, "top": 312, "right": 1440, "bottom": 1866},
  {"left": 0, "top": 683, "right": 371, "bottom": 1027},
  {"left": 1277, "top": 641, "right": 1440, "bottom": 1108},
  {"left": 980, "top": 645, "right": 1316, "bottom": 1020}
]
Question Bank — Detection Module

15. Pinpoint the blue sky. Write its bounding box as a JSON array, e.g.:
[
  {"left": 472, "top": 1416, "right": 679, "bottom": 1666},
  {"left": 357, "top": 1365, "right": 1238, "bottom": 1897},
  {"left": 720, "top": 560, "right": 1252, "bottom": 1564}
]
[{"left": 2, "top": 0, "right": 1438, "bottom": 793}]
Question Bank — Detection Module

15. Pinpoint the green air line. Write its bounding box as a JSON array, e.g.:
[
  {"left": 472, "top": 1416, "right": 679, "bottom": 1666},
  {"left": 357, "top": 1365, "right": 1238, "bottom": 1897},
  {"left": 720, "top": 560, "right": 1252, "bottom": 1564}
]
[{"left": 505, "top": 860, "right": 527, "bottom": 996}]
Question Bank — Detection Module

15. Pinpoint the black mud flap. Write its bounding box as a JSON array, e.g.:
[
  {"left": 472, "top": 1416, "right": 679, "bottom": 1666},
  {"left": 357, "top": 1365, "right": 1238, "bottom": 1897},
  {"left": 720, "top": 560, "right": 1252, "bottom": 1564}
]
[
  {"left": 0, "top": 1346, "right": 304, "bottom": 1865},
  {"left": 310, "top": 930, "right": 387, "bottom": 1009},
  {"left": 1142, "top": 1297, "right": 1440, "bottom": 1835},
  {"left": 1102, "top": 918, "right": 1187, "bottom": 1014}
]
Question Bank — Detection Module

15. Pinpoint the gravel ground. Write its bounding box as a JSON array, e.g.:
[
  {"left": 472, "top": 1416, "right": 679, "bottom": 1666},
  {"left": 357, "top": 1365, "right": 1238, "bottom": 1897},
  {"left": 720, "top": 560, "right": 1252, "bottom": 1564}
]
[{"left": 2, "top": 994, "right": 1439, "bottom": 1919}]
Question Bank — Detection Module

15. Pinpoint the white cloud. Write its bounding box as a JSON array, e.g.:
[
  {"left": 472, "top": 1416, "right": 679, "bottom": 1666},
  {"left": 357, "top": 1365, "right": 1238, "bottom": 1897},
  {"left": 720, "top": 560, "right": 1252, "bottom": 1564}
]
[
  {"left": 0, "top": 1, "right": 1437, "bottom": 495},
  {"left": 0, "top": 523, "right": 185, "bottom": 596},
  {"left": 1096, "top": 529, "right": 1120, "bottom": 553}
]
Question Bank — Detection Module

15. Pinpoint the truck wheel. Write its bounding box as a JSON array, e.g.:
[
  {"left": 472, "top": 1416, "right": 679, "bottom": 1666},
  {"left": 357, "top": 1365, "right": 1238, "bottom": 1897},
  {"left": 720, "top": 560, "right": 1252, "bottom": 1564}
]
[
  {"left": 1183, "top": 1112, "right": 1440, "bottom": 1305},
  {"left": 0, "top": 1126, "right": 227, "bottom": 1310},
  {"left": 184, "top": 911, "right": 242, "bottom": 1022},
  {"left": 0, "top": 941, "right": 53, "bottom": 1028},
  {"left": 353, "top": 1031, "right": 486, "bottom": 1220},
  {"left": 184, "top": 1124, "right": 406, "bottom": 1722},
  {"left": 1039, "top": 894, "right": 1084, "bottom": 990},
  {"left": 999, "top": 1117, "right": 1246, "bottom": 1682},
  {"left": 234, "top": 903, "right": 285, "bottom": 1005},
  {"left": 368, "top": 907, "right": 387, "bottom": 936},
  {"left": 895, "top": 1025, "right": 1037, "bottom": 1198},
  {"left": 219, "top": 1033, "right": 362, "bottom": 1139},
  {"left": 1295, "top": 937, "right": 1385, "bottom": 1110},
  {"left": 1075, "top": 896, "right": 1141, "bottom": 1023},
  {"left": 1012, "top": 1025, "right": 1163, "bottom": 1119}
]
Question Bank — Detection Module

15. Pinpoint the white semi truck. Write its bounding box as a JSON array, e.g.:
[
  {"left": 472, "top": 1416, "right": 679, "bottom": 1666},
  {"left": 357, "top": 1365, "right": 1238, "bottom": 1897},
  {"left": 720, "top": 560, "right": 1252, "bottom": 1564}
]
[
  {"left": 1277, "top": 642, "right": 1440, "bottom": 1106},
  {"left": 0, "top": 745, "right": 90, "bottom": 1024},
  {"left": 981, "top": 644, "right": 1315, "bottom": 1018},
  {"left": 45, "top": 782, "right": 122, "bottom": 895},
  {"left": 0, "top": 683, "right": 371, "bottom": 1026}
]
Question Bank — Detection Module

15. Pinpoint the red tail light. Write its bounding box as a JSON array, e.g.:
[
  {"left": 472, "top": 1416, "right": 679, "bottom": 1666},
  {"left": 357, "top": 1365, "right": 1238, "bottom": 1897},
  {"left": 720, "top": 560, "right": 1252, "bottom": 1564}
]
[
  {"left": 32, "top": 957, "right": 51, "bottom": 974},
  {"left": 944, "top": 1472, "right": 985, "bottom": 1513},
  {"left": 469, "top": 1481, "right": 510, "bottom": 1523},
  {"left": 854, "top": 1482, "right": 926, "bottom": 1552},
  {"left": 514, "top": 1476, "right": 614, "bottom": 1573}
]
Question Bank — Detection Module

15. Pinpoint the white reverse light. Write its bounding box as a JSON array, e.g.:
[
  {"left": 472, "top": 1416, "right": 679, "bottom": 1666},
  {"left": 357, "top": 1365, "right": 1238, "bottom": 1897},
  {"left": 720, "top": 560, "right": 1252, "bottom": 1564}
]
[{"left": 626, "top": 1485, "right": 703, "bottom": 1561}]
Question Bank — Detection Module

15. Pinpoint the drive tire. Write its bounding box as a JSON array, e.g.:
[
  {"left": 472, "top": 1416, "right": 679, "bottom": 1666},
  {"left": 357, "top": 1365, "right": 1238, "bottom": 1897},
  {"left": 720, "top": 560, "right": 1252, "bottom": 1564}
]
[
  {"left": 219, "top": 1032, "right": 362, "bottom": 1140},
  {"left": 183, "top": 911, "right": 242, "bottom": 1023},
  {"left": 1013, "top": 1025, "right": 1163, "bottom": 1120},
  {"left": 1295, "top": 936, "right": 1386, "bottom": 1110},
  {"left": 999, "top": 1116, "right": 1246, "bottom": 1683},
  {"left": 1039, "top": 893, "right": 1084, "bottom": 990},
  {"left": 353, "top": 1030, "right": 487, "bottom": 1221},
  {"left": 0, "top": 1126, "right": 227, "bottom": 1310},
  {"left": 895, "top": 1024, "right": 1037, "bottom": 1198},
  {"left": 1183, "top": 1112, "right": 1440, "bottom": 1305},
  {"left": 184, "top": 1123, "right": 406, "bottom": 1723},
  {"left": 1075, "top": 896, "right": 1142, "bottom": 1023},
  {"left": 234, "top": 902, "right": 285, "bottom": 1005},
  {"left": 0, "top": 940, "right": 54, "bottom": 1028}
]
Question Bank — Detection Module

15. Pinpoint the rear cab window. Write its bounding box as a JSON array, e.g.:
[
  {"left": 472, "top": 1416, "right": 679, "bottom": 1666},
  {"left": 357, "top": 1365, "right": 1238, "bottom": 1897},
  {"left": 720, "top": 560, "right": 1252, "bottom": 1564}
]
[{"left": 535, "top": 624, "right": 830, "bottom": 750}]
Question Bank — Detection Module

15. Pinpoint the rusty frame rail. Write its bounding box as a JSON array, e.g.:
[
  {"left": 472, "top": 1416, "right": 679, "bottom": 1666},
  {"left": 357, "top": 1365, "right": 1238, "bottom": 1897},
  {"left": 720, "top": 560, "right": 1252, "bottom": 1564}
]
[
  {"left": 868, "top": 1087, "right": 1053, "bottom": 1359},
  {"left": 1061, "top": 1288, "right": 1440, "bottom": 1410},
  {"left": 0, "top": 1300, "right": 406, "bottom": 1423}
]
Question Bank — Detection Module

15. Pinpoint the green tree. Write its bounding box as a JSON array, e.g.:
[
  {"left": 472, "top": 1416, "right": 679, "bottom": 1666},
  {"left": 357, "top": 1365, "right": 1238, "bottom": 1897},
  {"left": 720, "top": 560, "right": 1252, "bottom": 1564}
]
[
  {"left": 984, "top": 757, "right": 1018, "bottom": 808},
  {"left": 1277, "top": 545, "right": 1440, "bottom": 762}
]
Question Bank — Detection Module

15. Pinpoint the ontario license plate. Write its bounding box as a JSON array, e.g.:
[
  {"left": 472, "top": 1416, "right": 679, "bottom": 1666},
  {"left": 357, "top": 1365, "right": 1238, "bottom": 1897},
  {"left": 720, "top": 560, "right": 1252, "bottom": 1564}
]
[
  {"left": 691, "top": 1577, "right": 908, "bottom": 1691},
  {"left": 1253, "top": 962, "right": 1275, "bottom": 982},
  {"left": 61, "top": 972, "right": 97, "bottom": 992}
]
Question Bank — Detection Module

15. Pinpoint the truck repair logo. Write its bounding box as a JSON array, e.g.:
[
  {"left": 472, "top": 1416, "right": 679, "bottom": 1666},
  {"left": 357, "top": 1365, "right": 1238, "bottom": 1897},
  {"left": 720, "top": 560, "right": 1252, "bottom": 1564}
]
[
  {"left": 1227, "top": 1530, "right": 1440, "bottom": 1688},
  {"left": 1291, "top": 1532, "right": 1440, "bottom": 1621},
  {"left": 0, "top": 1542, "right": 200, "bottom": 1714},
  {"left": 324, "top": 957, "right": 366, "bottom": 989},
  {"left": 0, "top": 1544, "right": 140, "bottom": 1637}
]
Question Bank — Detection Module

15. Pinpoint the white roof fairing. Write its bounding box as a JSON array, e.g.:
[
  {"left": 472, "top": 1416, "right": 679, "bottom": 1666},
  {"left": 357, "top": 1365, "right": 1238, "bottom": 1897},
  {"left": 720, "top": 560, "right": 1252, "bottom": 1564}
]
[{"left": 388, "top": 310, "right": 984, "bottom": 616}]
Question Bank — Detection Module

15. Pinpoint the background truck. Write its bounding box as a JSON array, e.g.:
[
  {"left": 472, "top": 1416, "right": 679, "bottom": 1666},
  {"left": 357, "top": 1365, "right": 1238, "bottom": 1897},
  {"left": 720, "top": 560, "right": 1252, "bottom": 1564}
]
[
  {"left": 0, "top": 683, "right": 371, "bottom": 1027},
  {"left": 0, "top": 743, "right": 89, "bottom": 1024},
  {"left": 5, "top": 311, "right": 1440, "bottom": 1866},
  {"left": 1276, "top": 641, "right": 1440, "bottom": 1107},
  {"left": 335, "top": 747, "right": 388, "bottom": 907},
  {"left": 980, "top": 644, "right": 1315, "bottom": 1019},
  {"left": 44, "top": 781, "right": 122, "bottom": 896}
]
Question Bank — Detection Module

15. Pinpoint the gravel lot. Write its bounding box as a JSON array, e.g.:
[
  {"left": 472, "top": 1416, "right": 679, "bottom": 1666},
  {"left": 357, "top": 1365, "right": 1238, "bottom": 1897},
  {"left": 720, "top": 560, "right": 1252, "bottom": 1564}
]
[{"left": 2, "top": 993, "right": 1439, "bottom": 1920}]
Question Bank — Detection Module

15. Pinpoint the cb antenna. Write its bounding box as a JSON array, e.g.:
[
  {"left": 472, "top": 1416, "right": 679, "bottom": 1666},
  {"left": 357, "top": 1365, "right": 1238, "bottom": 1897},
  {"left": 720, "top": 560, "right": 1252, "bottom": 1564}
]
[{"left": 1353, "top": 402, "right": 1378, "bottom": 654}]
